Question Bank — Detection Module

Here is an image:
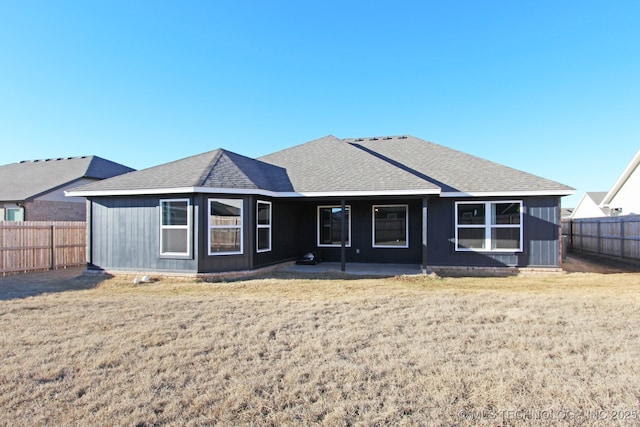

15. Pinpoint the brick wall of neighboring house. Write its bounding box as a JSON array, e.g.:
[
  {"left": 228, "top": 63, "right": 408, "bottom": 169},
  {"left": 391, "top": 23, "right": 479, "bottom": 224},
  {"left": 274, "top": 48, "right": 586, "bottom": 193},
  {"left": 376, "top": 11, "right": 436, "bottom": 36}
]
[{"left": 23, "top": 200, "right": 87, "bottom": 221}]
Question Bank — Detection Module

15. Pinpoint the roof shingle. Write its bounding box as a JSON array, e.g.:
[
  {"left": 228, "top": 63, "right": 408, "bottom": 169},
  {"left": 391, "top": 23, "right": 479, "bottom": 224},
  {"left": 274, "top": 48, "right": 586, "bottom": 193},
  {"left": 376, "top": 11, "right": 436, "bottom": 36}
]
[
  {"left": 68, "top": 135, "right": 574, "bottom": 197},
  {"left": 0, "top": 156, "right": 134, "bottom": 201}
]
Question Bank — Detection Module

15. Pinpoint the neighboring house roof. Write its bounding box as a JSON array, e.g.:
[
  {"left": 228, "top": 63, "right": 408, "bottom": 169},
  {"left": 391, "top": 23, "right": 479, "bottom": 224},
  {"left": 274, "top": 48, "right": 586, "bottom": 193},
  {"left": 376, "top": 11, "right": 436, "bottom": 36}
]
[
  {"left": 68, "top": 135, "right": 574, "bottom": 198},
  {"left": 601, "top": 149, "right": 640, "bottom": 207},
  {"left": 561, "top": 207, "right": 574, "bottom": 218},
  {"left": 569, "top": 191, "right": 609, "bottom": 219},
  {"left": 0, "top": 156, "right": 135, "bottom": 201}
]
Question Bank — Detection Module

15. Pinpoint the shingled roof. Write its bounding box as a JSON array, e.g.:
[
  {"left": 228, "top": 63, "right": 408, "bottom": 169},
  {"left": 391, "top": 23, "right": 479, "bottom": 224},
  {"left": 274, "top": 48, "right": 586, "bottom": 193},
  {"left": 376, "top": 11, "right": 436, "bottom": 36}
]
[
  {"left": 0, "top": 156, "right": 134, "bottom": 201},
  {"left": 258, "top": 135, "right": 440, "bottom": 194},
  {"left": 68, "top": 135, "right": 574, "bottom": 197},
  {"left": 340, "top": 135, "right": 573, "bottom": 195},
  {"left": 68, "top": 149, "right": 293, "bottom": 194}
]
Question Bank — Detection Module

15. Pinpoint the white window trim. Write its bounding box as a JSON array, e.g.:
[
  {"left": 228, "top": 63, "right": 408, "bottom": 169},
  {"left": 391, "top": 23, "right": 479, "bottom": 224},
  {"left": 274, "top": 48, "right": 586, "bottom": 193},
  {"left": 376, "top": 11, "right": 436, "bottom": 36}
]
[
  {"left": 372, "top": 204, "right": 409, "bottom": 248},
  {"left": 208, "top": 198, "right": 243, "bottom": 256},
  {"left": 5, "top": 207, "right": 24, "bottom": 222},
  {"left": 159, "top": 198, "right": 192, "bottom": 257},
  {"left": 256, "top": 200, "right": 272, "bottom": 253},
  {"left": 317, "top": 205, "right": 352, "bottom": 247},
  {"left": 455, "top": 200, "right": 523, "bottom": 252}
]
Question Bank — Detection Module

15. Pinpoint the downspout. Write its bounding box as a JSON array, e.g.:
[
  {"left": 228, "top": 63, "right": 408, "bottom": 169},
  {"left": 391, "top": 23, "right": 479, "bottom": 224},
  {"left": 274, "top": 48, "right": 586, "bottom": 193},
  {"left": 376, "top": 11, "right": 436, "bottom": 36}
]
[
  {"left": 86, "top": 198, "right": 93, "bottom": 269},
  {"left": 421, "top": 196, "right": 430, "bottom": 274}
]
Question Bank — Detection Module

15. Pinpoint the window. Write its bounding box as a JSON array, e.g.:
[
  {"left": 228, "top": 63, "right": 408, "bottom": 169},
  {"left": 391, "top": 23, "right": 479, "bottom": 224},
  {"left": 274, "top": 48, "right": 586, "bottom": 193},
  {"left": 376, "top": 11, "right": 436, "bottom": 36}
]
[
  {"left": 318, "top": 206, "right": 351, "bottom": 247},
  {"left": 455, "top": 201, "right": 523, "bottom": 251},
  {"left": 209, "top": 198, "right": 243, "bottom": 255},
  {"left": 5, "top": 207, "right": 24, "bottom": 222},
  {"left": 373, "top": 205, "right": 408, "bottom": 248},
  {"left": 160, "top": 199, "right": 191, "bottom": 256},
  {"left": 257, "top": 201, "right": 272, "bottom": 253}
]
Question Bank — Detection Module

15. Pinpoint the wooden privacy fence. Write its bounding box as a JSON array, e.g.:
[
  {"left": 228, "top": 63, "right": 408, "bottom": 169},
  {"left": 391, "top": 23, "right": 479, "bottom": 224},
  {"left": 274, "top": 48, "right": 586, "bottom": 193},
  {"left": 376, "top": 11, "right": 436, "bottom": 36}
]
[
  {"left": 0, "top": 221, "right": 86, "bottom": 275},
  {"left": 563, "top": 215, "right": 640, "bottom": 261}
]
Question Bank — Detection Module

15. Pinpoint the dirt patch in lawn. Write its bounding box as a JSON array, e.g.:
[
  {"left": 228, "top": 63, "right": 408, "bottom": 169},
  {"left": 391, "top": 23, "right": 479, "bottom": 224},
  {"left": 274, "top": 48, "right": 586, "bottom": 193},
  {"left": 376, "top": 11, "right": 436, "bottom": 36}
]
[
  {"left": 563, "top": 252, "right": 640, "bottom": 274},
  {"left": 0, "top": 268, "right": 108, "bottom": 300}
]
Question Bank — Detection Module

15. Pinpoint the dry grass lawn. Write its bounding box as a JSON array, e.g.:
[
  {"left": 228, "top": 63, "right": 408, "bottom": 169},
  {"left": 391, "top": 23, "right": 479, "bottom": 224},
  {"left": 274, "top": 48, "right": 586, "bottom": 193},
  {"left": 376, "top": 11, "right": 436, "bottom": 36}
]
[{"left": 1, "top": 268, "right": 639, "bottom": 426}]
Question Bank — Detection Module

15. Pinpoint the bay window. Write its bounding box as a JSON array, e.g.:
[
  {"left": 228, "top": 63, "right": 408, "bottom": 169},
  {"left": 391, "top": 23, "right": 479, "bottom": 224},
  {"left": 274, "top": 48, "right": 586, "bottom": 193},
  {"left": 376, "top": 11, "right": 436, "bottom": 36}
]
[
  {"left": 209, "top": 198, "right": 243, "bottom": 255},
  {"left": 160, "top": 199, "right": 191, "bottom": 256},
  {"left": 257, "top": 201, "right": 272, "bottom": 252}
]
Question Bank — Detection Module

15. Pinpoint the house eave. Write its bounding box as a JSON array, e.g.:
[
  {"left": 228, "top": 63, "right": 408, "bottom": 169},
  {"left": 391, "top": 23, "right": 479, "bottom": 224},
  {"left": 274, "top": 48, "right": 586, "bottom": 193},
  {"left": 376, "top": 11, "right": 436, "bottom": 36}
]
[
  {"left": 440, "top": 189, "right": 575, "bottom": 198},
  {"left": 66, "top": 187, "right": 442, "bottom": 198}
]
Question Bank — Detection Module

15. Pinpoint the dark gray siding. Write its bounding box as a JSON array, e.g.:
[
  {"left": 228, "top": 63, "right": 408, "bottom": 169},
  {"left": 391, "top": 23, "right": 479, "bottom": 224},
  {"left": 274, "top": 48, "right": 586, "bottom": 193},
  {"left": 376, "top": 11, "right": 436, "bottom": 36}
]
[
  {"left": 426, "top": 196, "right": 561, "bottom": 267},
  {"left": 253, "top": 198, "right": 302, "bottom": 269},
  {"left": 88, "top": 194, "right": 561, "bottom": 273},
  {"left": 296, "top": 199, "right": 423, "bottom": 264},
  {"left": 196, "top": 194, "right": 251, "bottom": 273},
  {"left": 90, "top": 196, "right": 199, "bottom": 272},
  {"left": 525, "top": 197, "right": 561, "bottom": 266}
]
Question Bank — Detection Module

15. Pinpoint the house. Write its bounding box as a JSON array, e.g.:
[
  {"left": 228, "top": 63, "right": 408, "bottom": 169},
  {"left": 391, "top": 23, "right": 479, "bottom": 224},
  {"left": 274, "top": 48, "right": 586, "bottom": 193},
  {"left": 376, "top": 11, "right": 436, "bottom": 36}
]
[
  {"left": 568, "top": 192, "right": 609, "bottom": 219},
  {"left": 0, "top": 156, "right": 134, "bottom": 221},
  {"left": 601, "top": 149, "right": 640, "bottom": 216},
  {"left": 560, "top": 207, "right": 574, "bottom": 219},
  {"left": 66, "top": 135, "right": 574, "bottom": 275}
]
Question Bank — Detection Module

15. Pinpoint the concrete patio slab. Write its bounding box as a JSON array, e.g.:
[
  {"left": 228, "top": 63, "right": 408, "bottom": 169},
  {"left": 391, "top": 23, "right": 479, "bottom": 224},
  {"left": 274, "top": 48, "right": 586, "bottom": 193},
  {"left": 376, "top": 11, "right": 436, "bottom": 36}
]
[{"left": 278, "top": 262, "right": 423, "bottom": 276}]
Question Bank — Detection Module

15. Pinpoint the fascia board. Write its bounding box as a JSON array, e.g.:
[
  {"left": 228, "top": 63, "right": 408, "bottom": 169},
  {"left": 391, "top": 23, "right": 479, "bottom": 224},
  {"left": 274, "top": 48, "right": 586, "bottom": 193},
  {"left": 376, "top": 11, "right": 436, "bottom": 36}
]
[
  {"left": 66, "top": 187, "right": 441, "bottom": 198},
  {"left": 441, "top": 189, "right": 575, "bottom": 198}
]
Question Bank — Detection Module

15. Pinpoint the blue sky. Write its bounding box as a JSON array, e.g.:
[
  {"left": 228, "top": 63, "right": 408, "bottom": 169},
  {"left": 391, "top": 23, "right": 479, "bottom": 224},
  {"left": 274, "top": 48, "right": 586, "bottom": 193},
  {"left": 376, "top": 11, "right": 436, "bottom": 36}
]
[{"left": 1, "top": 1, "right": 638, "bottom": 207}]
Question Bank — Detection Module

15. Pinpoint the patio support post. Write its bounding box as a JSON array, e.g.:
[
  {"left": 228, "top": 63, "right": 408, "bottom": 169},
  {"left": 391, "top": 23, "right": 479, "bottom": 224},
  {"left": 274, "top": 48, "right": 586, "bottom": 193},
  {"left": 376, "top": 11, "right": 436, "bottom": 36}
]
[
  {"left": 421, "top": 196, "right": 430, "bottom": 274},
  {"left": 340, "top": 199, "right": 346, "bottom": 272}
]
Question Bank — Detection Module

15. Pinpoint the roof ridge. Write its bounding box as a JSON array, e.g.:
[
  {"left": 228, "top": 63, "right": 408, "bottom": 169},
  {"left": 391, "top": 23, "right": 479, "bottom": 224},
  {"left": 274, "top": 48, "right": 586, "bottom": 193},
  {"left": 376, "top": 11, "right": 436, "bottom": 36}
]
[
  {"left": 17, "top": 155, "right": 92, "bottom": 164},
  {"left": 342, "top": 135, "right": 410, "bottom": 142},
  {"left": 196, "top": 149, "right": 226, "bottom": 186},
  {"left": 218, "top": 150, "right": 255, "bottom": 185}
]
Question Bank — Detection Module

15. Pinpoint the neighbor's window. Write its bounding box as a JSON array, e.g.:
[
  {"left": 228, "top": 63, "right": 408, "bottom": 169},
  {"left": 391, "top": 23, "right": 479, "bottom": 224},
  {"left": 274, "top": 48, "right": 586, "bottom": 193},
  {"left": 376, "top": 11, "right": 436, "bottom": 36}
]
[
  {"left": 5, "top": 207, "right": 24, "bottom": 222},
  {"left": 160, "top": 199, "right": 191, "bottom": 256},
  {"left": 373, "top": 205, "right": 408, "bottom": 248},
  {"left": 257, "top": 200, "right": 272, "bottom": 253},
  {"left": 209, "top": 198, "right": 243, "bottom": 255},
  {"left": 318, "top": 206, "right": 351, "bottom": 247},
  {"left": 455, "top": 201, "right": 523, "bottom": 251}
]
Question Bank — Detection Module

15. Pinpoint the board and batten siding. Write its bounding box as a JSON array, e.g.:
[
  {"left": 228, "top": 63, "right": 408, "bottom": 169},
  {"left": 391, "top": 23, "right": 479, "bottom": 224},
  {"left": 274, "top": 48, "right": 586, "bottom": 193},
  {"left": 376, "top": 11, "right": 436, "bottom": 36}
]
[
  {"left": 89, "top": 196, "right": 199, "bottom": 273},
  {"left": 252, "top": 198, "right": 302, "bottom": 269},
  {"left": 295, "top": 199, "right": 423, "bottom": 265},
  {"left": 427, "top": 197, "right": 561, "bottom": 268},
  {"left": 196, "top": 194, "right": 251, "bottom": 273}
]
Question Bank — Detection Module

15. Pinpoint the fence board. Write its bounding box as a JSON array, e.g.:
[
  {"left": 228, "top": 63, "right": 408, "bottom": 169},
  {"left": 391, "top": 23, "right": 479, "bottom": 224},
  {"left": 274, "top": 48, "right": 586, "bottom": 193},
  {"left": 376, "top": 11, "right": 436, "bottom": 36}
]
[
  {"left": 0, "top": 221, "right": 86, "bottom": 275},
  {"left": 562, "top": 215, "right": 640, "bottom": 262}
]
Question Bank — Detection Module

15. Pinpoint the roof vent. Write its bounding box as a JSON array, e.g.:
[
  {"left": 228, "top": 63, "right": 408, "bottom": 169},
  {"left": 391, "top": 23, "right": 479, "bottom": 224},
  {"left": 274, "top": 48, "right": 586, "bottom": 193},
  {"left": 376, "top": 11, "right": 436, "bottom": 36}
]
[
  {"left": 398, "top": 136, "right": 407, "bottom": 139},
  {"left": 383, "top": 137, "right": 392, "bottom": 140},
  {"left": 369, "top": 137, "right": 378, "bottom": 141},
  {"left": 355, "top": 138, "right": 364, "bottom": 141}
]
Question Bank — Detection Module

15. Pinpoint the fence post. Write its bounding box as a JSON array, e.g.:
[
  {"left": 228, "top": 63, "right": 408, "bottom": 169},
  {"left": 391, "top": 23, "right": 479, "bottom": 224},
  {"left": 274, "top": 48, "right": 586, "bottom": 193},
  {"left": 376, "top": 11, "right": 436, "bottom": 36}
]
[
  {"left": 620, "top": 218, "right": 625, "bottom": 259},
  {"left": 50, "top": 225, "right": 55, "bottom": 270},
  {"left": 596, "top": 221, "right": 601, "bottom": 254},
  {"left": 579, "top": 221, "right": 584, "bottom": 253}
]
